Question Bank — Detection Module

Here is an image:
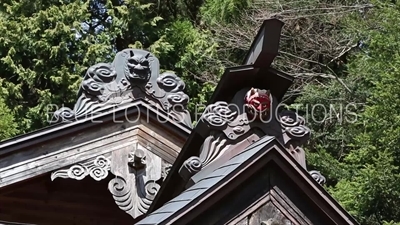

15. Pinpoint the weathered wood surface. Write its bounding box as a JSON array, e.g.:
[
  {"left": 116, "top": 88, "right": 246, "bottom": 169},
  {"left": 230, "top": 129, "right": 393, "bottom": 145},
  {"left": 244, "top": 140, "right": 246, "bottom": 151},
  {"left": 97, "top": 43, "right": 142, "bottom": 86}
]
[
  {"left": 243, "top": 19, "right": 283, "bottom": 67},
  {"left": 248, "top": 202, "right": 291, "bottom": 225},
  {"left": 106, "top": 143, "right": 165, "bottom": 219},
  {"left": 236, "top": 217, "right": 249, "bottom": 225},
  {"left": 0, "top": 174, "right": 134, "bottom": 225},
  {"left": 0, "top": 116, "right": 186, "bottom": 189}
]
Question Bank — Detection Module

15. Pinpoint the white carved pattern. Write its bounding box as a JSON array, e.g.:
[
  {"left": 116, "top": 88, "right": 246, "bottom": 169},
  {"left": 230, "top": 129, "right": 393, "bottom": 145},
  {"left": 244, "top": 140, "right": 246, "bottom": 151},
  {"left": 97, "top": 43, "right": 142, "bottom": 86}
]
[
  {"left": 51, "top": 155, "right": 111, "bottom": 181},
  {"left": 108, "top": 176, "right": 135, "bottom": 214}
]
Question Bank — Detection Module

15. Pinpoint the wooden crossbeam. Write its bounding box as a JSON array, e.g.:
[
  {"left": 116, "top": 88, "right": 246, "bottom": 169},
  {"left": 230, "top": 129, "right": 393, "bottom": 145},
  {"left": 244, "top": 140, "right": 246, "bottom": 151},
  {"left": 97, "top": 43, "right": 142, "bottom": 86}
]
[
  {"left": 243, "top": 19, "right": 284, "bottom": 67},
  {"left": 207, "top": 19, "right": 293, "bottom": 104}
]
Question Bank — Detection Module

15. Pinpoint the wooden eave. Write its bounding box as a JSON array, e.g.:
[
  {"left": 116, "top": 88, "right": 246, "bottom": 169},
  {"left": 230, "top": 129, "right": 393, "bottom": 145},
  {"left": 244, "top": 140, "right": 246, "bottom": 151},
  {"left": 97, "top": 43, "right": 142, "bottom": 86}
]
[
  {"left": 141, "top": 136, "right": 359, "bottom": 225},
  {"left": 0, "top": 100, "right": 191, "bottom": 190},
  {"left": 0, "top": 100, "right": 190, "bottom": 157}
]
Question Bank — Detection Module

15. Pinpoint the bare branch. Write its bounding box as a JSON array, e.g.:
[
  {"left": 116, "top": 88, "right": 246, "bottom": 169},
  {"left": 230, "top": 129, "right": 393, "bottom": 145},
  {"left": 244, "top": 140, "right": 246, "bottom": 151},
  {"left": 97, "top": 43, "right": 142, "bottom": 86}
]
[{"left": 194, "top": 0, "right": 373, "bottom": 98}]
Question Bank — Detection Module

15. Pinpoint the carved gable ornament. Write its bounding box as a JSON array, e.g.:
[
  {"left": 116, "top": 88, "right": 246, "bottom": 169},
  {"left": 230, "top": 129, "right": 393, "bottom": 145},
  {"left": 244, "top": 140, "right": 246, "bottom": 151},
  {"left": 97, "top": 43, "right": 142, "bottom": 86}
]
[
  {"left": 51, "top": 49, "right": 192, "bottom": 128},
  {"left": 51, "top": 141, "right": 172, "bottom": 219},
  {"left": 182, "top": 89, "right": 324, "bottom": 185},
  {"left": 46, "top": 49, "right": 190, "bottom": 221}
]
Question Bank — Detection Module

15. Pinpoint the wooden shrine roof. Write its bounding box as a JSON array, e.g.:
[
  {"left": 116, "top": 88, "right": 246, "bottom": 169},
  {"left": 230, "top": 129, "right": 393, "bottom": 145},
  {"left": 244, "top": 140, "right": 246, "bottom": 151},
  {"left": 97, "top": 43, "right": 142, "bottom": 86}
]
[{"left": 137, "top": 136, "right": 359, "bottom": 225}]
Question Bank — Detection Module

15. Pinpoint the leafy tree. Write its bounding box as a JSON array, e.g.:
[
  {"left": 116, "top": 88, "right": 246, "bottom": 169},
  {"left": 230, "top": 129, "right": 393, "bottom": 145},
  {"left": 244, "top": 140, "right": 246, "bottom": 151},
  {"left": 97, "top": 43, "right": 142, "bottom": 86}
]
[
  {"left": 0, "top": 0, "right": 212, "bottom": 133},
  {"left": 0, "top": 97, "right": 18, "bottom": 140},
  {"left": 328, "top": 1, "right": 400, "bottom": 223}
]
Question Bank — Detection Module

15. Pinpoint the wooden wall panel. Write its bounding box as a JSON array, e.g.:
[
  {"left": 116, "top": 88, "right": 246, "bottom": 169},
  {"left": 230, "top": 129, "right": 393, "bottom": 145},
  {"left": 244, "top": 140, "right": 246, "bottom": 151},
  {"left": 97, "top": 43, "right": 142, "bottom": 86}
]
[{"left": 0, "top": 174, "right": 135, "bottom": 225}]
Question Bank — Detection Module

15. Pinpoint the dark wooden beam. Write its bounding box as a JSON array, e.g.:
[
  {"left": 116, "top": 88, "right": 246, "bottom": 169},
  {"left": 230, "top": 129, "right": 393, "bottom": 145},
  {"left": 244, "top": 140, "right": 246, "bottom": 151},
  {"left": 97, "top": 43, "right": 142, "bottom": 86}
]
[
  {"left": 208, "top": 66, "right": 294, "bottom": 104},
  {"left": 243, "top": 19, "right": 284, "bottom": 67},
  {"left": 207, "top": 19, "right": 292, "bottom": 104}
]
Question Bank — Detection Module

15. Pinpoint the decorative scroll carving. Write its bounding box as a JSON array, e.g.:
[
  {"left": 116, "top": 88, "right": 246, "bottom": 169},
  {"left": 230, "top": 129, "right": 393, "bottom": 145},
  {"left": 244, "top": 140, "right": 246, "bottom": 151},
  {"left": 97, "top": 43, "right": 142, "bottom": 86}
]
[
  {"left": 50, "top": 49, "right": 192, "bottom": 128},
  {"left": 279, "top": 110, "right": 311, "bottom": 143},
  {"left": 309, "top": 170, "right": 326, "bottom": 185},
  {"left": 108, "top": 176, "right": 135, "bottom": 213},
  {"left": 51, "top": 156, "right": 111, "bottom": 181},
  {"left": 278, "top": 110, "right": 310, "bottom": 169},
  {"left": 197, "top": 91, "right": 275, "bottom": 167},
  {"left": 201, "top": 101, "right": 238, "bottom": 129},
  {"left": 50, "top": 141, "right": 167, "bottom": 220},
  {"left": 137, "top": 179, "right": 161, "bottom": 214},
  {"left": 193, "top": 87, "right": 324, "bottom": 185},
  {"left": 52, "top": 107, "right": 75, "bottom": 123},
  {"left": 162, "top": 163, "right": 172, "bottom": 181},
  {"left": 179, "top": 156, "right": 202, "bottom": 181},
  {"left": 106, "top": 144, "right": 164, "bottom": 219}
]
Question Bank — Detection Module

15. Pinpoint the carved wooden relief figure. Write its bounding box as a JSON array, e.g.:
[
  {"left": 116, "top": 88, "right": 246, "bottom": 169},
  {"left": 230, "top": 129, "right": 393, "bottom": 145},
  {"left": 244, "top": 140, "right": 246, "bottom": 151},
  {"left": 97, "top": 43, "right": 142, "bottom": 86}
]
[
  {"left": 125, "top": 51, "right": 151, "bottom": 82},
  {"left": 244, "top": 88, "right": 272, "bottom": 121},
  {"left": 51, "top": 49, "right": 192, "bottom": 128}
]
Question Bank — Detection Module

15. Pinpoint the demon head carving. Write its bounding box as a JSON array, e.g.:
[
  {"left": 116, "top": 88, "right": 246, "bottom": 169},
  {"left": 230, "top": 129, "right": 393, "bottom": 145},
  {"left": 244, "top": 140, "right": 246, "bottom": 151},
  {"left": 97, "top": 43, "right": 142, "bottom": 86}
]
[
  {"left": 244, "top": 88, "right": 271, "bottom": 120},
  {"left": 125, "top": 51, "right": 151, "bottom": 82}
]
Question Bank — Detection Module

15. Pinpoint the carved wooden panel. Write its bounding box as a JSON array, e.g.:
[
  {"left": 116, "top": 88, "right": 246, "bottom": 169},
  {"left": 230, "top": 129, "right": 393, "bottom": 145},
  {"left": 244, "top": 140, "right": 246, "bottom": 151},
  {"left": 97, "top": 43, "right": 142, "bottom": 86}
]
[
  {"left": 39, "top": 117, "right": 181, "bottom": 220},
  {"left": 50, "top": 49, "right": 192, "bottom": 128},
  {"left": 183, "top": 160, "right": 337, "bottom": 225},
  {"left": 50, "top": 141, "right": 172, "bottom": 220}
]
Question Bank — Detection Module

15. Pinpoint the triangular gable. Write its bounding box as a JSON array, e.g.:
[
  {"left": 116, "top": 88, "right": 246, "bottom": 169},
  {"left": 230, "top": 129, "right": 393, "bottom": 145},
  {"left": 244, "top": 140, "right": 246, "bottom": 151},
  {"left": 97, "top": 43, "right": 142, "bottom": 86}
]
[
  {"left": 0, "top": 48, "right": 194, "bottom": 223},
  {"left": 136, "top": 135, "right": 358, "bottom": 225}
]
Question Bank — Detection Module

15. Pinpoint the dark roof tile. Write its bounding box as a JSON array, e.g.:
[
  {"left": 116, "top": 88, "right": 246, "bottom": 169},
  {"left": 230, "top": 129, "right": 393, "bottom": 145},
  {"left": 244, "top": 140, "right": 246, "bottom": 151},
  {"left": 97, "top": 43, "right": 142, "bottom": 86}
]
[{"left": 136, "top": 136, "right": 276, "bottom": 225}]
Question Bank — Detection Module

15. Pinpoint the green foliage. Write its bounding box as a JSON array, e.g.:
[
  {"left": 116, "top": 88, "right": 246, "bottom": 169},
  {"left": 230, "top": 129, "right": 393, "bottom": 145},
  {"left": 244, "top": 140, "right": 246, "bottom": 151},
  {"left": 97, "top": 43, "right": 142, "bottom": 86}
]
[
  {"left": 296, "top": 0, "right": 400, "bottom": 223},
  {"left": 0, "top": 0, "right": 112, "bottom": 132},
  {"left": 332, "top": 151, "right": 400, "bottom": 224},
  {"left": 0, "top": 0, "right": 193, "bottom": 133},
  {"left": 0, "top": 97, "right": 18, "bottom": 141},
  {"left": 160, "top": 19, "right": 222, "bottom": 114}
]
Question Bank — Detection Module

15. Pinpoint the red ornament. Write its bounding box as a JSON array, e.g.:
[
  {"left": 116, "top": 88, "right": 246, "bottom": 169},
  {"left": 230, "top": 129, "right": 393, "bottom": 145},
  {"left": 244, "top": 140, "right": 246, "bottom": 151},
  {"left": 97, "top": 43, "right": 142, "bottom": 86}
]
[{"left": 244, "top": 88, "right": 271, "bottom": 120}]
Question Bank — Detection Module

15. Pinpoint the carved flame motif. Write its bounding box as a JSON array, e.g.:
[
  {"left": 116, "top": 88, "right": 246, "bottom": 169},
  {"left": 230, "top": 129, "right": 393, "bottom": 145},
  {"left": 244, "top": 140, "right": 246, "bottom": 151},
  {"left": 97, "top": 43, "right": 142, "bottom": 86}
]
[
  {"left": 125, "top": 51, "right": 151, "bottom": 82},
  {"left": 244, "top": 88, "right": 271, "bottom": 120},
  {"left": 138, "top": 180, "right": 161, "bottom": 214}
]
